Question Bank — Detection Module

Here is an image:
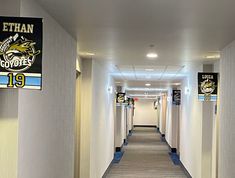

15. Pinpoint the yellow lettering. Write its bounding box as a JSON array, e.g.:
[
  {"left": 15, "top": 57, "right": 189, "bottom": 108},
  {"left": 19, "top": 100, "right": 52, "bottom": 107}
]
[
  {"left": 27, "top": 24, "right": 34, "bottom": 33},
  {"left": 21, "top": 24, "right": 26, "bottom": 33},
  {"left": 2, "top": 22, "right": 8, "bottom": 31},
  {"left": 2, "top": 22, "right": 34, "bottom": 33},
  {"left": 8, "top": 23, "right": 14, "bottom": 32},
  {"left": 14, "top": 23, "right": 21, "bottom": 32}
]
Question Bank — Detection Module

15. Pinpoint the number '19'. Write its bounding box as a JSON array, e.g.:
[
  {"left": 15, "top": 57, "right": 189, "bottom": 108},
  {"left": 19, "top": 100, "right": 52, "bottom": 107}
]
[{"left": 7, "top": 73, "right": 26, "bottom": 88}]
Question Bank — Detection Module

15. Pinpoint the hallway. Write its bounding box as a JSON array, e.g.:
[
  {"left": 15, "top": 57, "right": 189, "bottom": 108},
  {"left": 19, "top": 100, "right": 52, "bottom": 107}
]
[
  {"left": 105, "top": 127, "right": 188, "bottom": 178},
  {"left": 2, "top": 0, "right": 235, "bottom": 177}
]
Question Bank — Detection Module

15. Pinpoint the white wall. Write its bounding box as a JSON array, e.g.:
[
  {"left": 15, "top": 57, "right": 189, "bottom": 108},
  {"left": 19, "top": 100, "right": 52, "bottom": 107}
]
[
  {"left": 114, "top": 86, "right": 126, "bottom": 149},
  {"left": 0, "top": 1, "right": 20, "bottom": 178},
  {"left": 0, "top": 0, "right": 20, "bottom": 15},
  {"left": 180, "top": 63, "right": 219, "bottom": 178},
  {"left": 122, "top": 106, "right": 127, "bottom": 141},
  {"left": 0, "top": 90, "right": 18, "bottom": 178},
  {"left": 219, "top": 40, "right": 235, "bottom": 178},
  {"left": 201, "top": 64, "right": 214, "bottom": 178},
  {"left": 127, "top": 107, "right": 133, "bottom": 132},
  {"left": 80, "top": 59, "right": 92, "bottom": 178},
  {"left": 115, "top": 105, "right": 125, "bottom": 148},
  {"left": 80, "top": 60, "right": 115, "bottom": 178},
  {"left": 159, "top": 94, "right": 167, "bottom": 134},
  {"left": 211, "top": 61, "right": 220, "bottom": 178},
  {"left": 166, "top": 89, "right": 173, "bottom": 145},
  {"left": 180, "top": 64, "right": 203, "bottom": 178},
  {"left": 90, "top": 60, "right": 115, "bottom": 178},
  {"left": 156, "top": 104, "right": 160, "bottom": 128},
  {"left": 133, "top": 99, "right": 157, "bottom": 126},
  {"left": 75, "top": 76, "right": 81, "bottom": 178},
  {"left": 18, "top": 1, "right": 77, "bottom": 178},
  {"left": 165, "top": 88, "right": 180, "bottom": 149}
]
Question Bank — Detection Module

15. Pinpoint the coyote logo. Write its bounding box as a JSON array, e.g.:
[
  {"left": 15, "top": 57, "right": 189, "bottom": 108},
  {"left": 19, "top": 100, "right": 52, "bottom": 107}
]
[
  {"left": 200, "top": 79, "right": 215, "bottom": 94},
  {"left": 4, "top": 40, "right": 40, "bottom": 61},
  {"left": 0, "top": 33, "right": 40, "bottom": 72}
]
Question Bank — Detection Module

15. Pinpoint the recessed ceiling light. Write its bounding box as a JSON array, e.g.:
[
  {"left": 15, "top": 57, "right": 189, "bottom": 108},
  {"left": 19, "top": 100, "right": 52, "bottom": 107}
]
[
  {"left": 174, "top": 83, "right": 181, "bottom": 86},
  {"left": 145, "top": 68, "right": 154, "bottom": 71},
  {"left": 205, "top": 55, "right": 220, "bottom": 59},
  {"left": 146, "top": 53, "right": 158, "bottom": 59},
  {"left": 145, "top": 83, "right": 151, "bottom": 87}
]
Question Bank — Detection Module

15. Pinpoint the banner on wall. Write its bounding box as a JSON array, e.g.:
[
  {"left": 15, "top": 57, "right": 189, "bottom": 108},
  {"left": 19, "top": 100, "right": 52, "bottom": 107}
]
[
  {"left": 198, "top": 73, "right": 218, "bottom": 101},
  {"left": 0, "top": 16, "right": 43, "bottom": 90},
  {"left": 172, "top": 90, "right": 181, "bottom": 105},
  {"left": 153, "top": 100, "right": 158, "bottom": 109},
  {"left": 127, "top": 97, "right": 134, "bottom": 106},
  {"left": 116, "top": 92, "right": 126, "bottom": 103}
]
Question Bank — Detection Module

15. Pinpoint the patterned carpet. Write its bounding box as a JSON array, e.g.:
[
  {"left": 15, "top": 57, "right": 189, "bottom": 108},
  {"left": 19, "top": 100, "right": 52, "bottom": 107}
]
[{"left": 105, "top": 127, "right": 188, "bottom": 178}]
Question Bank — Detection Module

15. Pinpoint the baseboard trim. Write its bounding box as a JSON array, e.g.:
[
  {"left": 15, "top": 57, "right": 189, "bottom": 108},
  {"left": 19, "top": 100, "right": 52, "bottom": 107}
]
[
  {"left": 134, "top": 125, "right": 157, "bottom": 128},
  {"left": 165, "top": 139, "right": 177, "bottom": 153},
  {"left": 115, "top": 147, "right": 121, "bottom": 152},
  {"left": 115, "top": 142, "right": 124, "bottom": 152},
  {"left": 179, "top": 161, "right": 192, "bottom": 178},
  {"left": 165, "top": 141, "right": 192, "bottom": 178},
  {"left": 102, "top": 159, "right": 113, "bottom": 178},
  {"left": 171, "top": 148, "right": 177, "bottom": 153},
  {"left": 124, "top": 139, "right": 128, "bottom": 145}
]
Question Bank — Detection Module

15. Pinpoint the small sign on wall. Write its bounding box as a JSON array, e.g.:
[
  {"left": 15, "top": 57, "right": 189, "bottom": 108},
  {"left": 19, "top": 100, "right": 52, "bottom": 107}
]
[
  {"left": 0, "top": 16, "right": 43, "bottom": 90},
  {"left": 198, "top": 73, "right": 218, "bottom": 101},
  {"left": 173, "top": 90, "right": 181, "bottom": 105},
  {"left": 153, "top": 100, "right": 158, "bottom": 109},
  {"left": 116, "top": 92, "right": 126, "bottom": 103}
]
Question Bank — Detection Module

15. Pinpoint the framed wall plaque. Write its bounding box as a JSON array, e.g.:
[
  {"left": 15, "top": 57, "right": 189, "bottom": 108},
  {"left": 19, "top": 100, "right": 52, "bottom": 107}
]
[
  {"left": 0, "top": 16, "right": 43, "bottom": 90},
  {"left": 198, "top": 73, "right": 218, "bottom": 101},
  {"left": 116, "top": 92, "right": 126, "bottom": 103},
  {"left": 173, "top": 90, "right": 181, "bottom": 105}
]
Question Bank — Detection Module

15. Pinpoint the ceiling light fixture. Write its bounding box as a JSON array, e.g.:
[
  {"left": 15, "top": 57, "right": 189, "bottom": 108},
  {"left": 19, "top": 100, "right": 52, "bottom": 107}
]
[
  {"left": 146, "top": 44, "right": 158, "bottom": 59},
  {"left": 145, "top": 83, "right": 151, "bottom": 87},
  {"left": 174, "top": 83, "right": 181, "bottom": 86},
  {"left": 145, "top": 68, "right": 154, "bottom": 71},
  {"left": 146, "top": 53, "right": 158, "bottom": 58}
]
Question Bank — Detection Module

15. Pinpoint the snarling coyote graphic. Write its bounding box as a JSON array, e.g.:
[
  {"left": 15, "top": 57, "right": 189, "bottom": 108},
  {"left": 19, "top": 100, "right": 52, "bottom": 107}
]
[
  {"left": 200, "top": 79, "right": 215, "bottom": 94},
  {"left": 0, "top": 33, "right": 41, "bottom": 72},
  {"left": 0, "top": 39, "right": 40, "bottom": 62}
]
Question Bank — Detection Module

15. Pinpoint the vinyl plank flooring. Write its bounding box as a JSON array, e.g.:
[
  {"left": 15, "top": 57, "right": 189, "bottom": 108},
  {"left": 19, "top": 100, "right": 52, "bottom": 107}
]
[{"left": 105, "top": 127, "right": 187, "bottom": 178}]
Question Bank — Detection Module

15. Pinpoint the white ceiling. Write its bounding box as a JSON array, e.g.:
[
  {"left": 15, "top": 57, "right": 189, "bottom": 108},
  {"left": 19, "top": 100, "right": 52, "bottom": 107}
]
[
  {"left": 112, "top": 65, "right": 185, "bottom": 81},
  {"left": 35, "top": 0, "right": 235, "bottom": 65},
  {"left": 35, "top": 0, "right": 235, "bottom": 93}
]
